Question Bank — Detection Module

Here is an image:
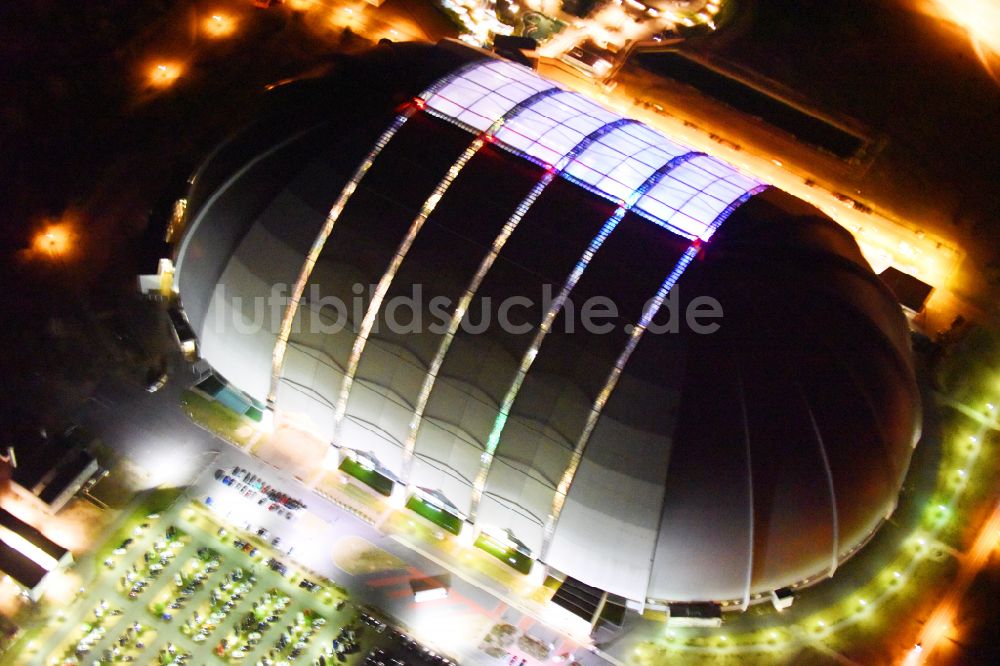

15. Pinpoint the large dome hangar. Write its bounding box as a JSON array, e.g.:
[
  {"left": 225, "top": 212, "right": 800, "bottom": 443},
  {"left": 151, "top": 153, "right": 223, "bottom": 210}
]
[{"left": 172, "top": 40, "right": 921, "bottom": 609}]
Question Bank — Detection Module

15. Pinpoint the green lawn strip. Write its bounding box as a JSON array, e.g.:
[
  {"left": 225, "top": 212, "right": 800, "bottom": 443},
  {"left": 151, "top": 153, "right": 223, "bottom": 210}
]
[
  {"left": 473, "top": 533, "right": 533, "bottom": 575},
  {"left": 0, "top": 618, "right": 47, "bottom": 664},
  {"left": 180, "top": 389, "right": 253, "bottom": 447},
  {"left": 339, "top": 457, "right": 394, "bottom": 496},
  {"left": 935, "top": 424, "right": 1000, "bottom": 550},
  {"left": 404, "top": 495, "right": 463, "bottom": 535}
]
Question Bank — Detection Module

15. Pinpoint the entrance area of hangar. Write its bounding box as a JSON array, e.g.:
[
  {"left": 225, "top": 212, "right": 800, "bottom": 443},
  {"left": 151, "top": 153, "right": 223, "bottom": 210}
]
[{"left": 550, "top": 575, "right": 626, "bottom": 637}]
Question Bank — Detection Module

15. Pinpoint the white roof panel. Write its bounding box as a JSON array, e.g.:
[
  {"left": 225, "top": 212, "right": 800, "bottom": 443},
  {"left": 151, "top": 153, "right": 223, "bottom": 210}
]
[
  {"left": 635, "top": 156, "right": 764, "bottom": 237},
  {"left": 426, "top": 61, "right": 765, "bottom": 237},
  {"left": 495, "top": 92, "right": 619, "bottom": 166},
  {"left": 426, "top": 59, "right": 554, "bottom": 132}
]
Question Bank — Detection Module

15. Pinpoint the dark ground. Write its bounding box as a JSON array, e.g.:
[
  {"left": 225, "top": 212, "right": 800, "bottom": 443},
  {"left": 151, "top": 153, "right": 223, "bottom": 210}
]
[{"left": 0, "top": 0, "right": 373, "bottom": 429}]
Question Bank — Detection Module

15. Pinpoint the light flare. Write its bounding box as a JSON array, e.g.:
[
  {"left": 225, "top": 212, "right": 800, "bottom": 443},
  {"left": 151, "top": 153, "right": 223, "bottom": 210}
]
[
  {"left": 203, "top": 12, "right": 236, "bottom": 38},
  {"left": 148, "top": 61, "right": 183, "bottom": 88},
  {"left": 928, "top": 0, "right": 1000, "bottom": 83},
  {"left": 31, "top": 222, "right": 75, "bottom": 260}
]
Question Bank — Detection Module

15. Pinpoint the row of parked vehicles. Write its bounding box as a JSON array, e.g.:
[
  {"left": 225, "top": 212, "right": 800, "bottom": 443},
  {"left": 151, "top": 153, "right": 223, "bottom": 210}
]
[{"left": 214, "top": 466, "right": 307, "bottom": 520}]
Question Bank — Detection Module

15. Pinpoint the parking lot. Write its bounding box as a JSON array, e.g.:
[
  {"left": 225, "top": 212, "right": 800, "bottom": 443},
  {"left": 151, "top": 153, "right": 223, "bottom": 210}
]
[
  {"left": 191, "top": 448, "right": 592, "bottom": 666},
  {"left": 34, "top": 496, "right": 454, "bottom": 666}
]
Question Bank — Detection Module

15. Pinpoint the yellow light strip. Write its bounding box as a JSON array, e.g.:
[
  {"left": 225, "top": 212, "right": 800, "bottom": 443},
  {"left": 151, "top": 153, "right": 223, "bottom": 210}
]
[
  {"left": 268, "top": 112, "right": 414, "bottom": 405},
  {"left": 331, "top": 137, "right": 487, "bottom": 439},
  {"left": 330, "top": 85, "right": 563, "bottom": 447},
  {"left": 398, "top": 117, "right": 642, "bottom": 486},
  {"left": 541, "top": 245, "right": 700, "bottom": 553},
  {"left": 399, "top": 172, "right": 555, "bottom": 483},
  {"left": 268, "top": 59, "right": 492, "bottom": 408}
]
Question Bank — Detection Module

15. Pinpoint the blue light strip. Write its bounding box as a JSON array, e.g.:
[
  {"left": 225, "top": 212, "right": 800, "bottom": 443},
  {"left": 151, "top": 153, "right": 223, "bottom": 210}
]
[
  {"left": 701, "top": 184, "right": 770, "bottom": 241},
  {"left": 468, "top": 151, "right": 706, "bottom": 523},
  {"left": 423, "top": 106, "right": 734, "bottom": 242},
  {"left": 541, "top": 184, "right": 769, "bottom": 556}
]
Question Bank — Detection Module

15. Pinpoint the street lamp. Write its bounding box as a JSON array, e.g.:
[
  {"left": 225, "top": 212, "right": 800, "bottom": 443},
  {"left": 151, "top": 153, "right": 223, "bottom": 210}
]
[
  {"left": 32, "top": 223, "right": 73, "bottom": 261},
  {"left": 203, "top": 13, "right": 236, "bottom": 38},
  {"left": 149, "top": 62, "right": 182, "bottom": 88}
]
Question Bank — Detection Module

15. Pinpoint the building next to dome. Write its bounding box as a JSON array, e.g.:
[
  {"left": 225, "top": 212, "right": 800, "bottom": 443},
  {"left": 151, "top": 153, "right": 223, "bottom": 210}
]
[{"left": 171, "top": 40, "right": 921, "bottom": 612}]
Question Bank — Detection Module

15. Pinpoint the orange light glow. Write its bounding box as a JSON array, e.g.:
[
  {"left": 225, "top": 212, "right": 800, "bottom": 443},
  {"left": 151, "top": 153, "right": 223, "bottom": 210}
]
[
  {"left": 904, "top": 502, "right": 1000, "bottom": 664},
  {"left": 203, "top": 12, "right": 236, "bottom": 38},
  {"left": 31, "top": 223, "right": 74, "bottom": 259},
  {"left": 149, "top": 61, "right": 183, "bottom": 88},
  {"left": 926, "top": 0, "right": 1000, "bottom": 83}
]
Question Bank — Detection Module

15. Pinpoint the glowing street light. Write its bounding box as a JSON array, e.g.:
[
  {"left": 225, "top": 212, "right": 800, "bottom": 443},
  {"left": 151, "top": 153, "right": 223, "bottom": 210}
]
[
  {"left": 149, "top": 62, "right": 182, "bottom": 88},
  {"left": 32, "top": 223, "right": 74, "bottom": 260},
  {"left": 203, "top": 13, "right": 236, "bottom": 38}
]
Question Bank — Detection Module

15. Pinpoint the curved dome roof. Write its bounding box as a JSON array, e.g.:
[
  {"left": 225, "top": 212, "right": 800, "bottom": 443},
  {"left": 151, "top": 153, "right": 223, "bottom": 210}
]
[{"left": 174, "top": 42, "right": 920, "bottom": 605}]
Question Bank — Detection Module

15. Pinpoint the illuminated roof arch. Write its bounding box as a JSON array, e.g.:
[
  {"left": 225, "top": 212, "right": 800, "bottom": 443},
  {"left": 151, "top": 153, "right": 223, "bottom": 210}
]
[{"left": 423, "top": 59, "right": 764, "bottom": 239}]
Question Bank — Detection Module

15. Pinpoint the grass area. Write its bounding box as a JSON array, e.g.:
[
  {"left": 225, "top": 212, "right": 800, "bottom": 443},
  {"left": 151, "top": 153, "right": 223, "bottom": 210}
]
[
  {"left": 520, "top": 12, "right": 566, "bottom": 42},
  {"left": 822, "top": 556, "right": 957, "bottom": 665},
  {"left": 404, "top": 495, "right": 463, "bottom": 535},
  {"left": 473, "top": 533, "right": 533, "bottom": 575},
  {"left": 935, "top": 328, "right": 1000, "bottom": 407},
  {"left": 180, "top": 389, "right": 255, "bottom": 448},
  {"left": 87, "top": 458, "right": 147, "bottom": 509},
  {"left": 339, "top": 457, "right": 394, "bottom": 497},
  {"left": 332, "top": 536, "right": 407, "bottom": 576},
  {"left": 930, "top": 409, "right": 1000, "bottom": 550}
]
